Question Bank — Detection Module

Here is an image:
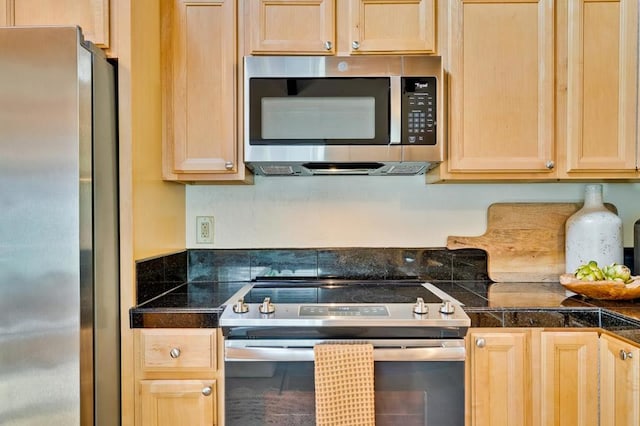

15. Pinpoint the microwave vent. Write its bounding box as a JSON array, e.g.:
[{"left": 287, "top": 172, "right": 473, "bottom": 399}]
[
  {"left": 256, "top": 165, "right": 299, "bottom": 176},
  {"left": 386, "top": 163, "right": 428, "bottom": 175}
]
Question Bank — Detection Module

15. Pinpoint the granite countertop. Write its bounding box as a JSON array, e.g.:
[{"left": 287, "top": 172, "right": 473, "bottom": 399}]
[{"left": 129, "top": 279, "right": 640, "bottom": 344}]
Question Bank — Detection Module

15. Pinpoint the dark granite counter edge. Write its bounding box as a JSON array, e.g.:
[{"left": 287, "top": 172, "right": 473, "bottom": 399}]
[{"left": 129, "top": 304, "right": 640, "bottom": 345}]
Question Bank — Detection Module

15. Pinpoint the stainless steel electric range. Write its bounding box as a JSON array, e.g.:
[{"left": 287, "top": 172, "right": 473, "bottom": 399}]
[{"left": 220, "top": 278, "right": 470, "bottom": 426}]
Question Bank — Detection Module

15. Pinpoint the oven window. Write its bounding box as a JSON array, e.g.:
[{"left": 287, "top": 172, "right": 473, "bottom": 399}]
[
  {"left": 249, "top": 77, "right": 390, "bottom": 145},
  {"left": 225, "top": 360, "right": 464, "bottom": 426}
]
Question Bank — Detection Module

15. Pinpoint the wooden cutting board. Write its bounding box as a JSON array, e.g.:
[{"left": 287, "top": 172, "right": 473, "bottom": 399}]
[{"left": 446, "top": 202, "right": 617, "bottom": 282}]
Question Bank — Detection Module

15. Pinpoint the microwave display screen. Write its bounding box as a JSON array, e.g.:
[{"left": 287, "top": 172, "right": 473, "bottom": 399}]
[
  {"left": 249, "top": 77, "right": 389, "bottom": 145},
  {"left": 261, "top": 97, "right": 375, "bottom": 140}
]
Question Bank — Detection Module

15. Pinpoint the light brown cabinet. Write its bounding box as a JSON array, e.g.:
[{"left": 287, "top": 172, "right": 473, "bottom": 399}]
[
  {"left": 539, "top": 331, "right": 599, "bottom": 426},
  {"left": 441, "top": 0, "right": 555, "bottom": 180},
  {"left": 161, "top": 0, "right": 250, "bottom": 183},
  {"left": 557, "top": 0, "right": 638, "bottom": 179},
  {"left": 0, "top": 0, "right": 110, "bottom": 48},
  {"left": 599, "top": 332, "right": 640, "bottom": 426},
  {"left": 244, "top": 0, "right": 435, "bottom": 55},
  {"left": 467, "top": 328, "right": 604, "bottom": 426},
  {"left": 140, "top": 380, "right": 216, "bottom": 426},
  {"left": 466, "top": 329, "right": 534, "bottom": 425},
  {"left": 430, "top": 0, "right": 639, "bottom": 182},
  {"left": 135, "top": 329, "right": 223, "bottom": 426}
]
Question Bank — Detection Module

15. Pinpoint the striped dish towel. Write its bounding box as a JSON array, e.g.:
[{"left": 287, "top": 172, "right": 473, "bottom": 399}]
[{"left": 314, "top": 343, "right": 375, "bottom": 426}]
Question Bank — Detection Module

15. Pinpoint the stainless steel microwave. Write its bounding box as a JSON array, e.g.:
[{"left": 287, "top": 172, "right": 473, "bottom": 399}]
[{"left": 243, "top": 55, "right": 444, "bottom": 176}]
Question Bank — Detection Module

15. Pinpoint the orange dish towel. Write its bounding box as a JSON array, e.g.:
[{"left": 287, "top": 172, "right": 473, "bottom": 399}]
[{"left": 314, "top": 343, "right": 375, "bottom": 426}]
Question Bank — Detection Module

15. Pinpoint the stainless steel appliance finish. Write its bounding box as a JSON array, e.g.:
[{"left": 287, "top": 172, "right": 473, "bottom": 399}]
[
  {"left": 221, "top": 280, "right": 468, "bottom": 425},
  {"left": 243, "top": 55, "right": 444, "bottom": 176},
  {"left": 221, "top": 301, "right": 470, "bottom": 328},
  {"left": 0, "top": 27, "right": 119, "bottom": 425},
  {"left": 225, "top": 338, "right": 466, "bottom": 362}
]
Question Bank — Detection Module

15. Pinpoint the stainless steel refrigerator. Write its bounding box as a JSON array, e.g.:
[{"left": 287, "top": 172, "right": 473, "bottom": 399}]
[{"left": 0, "top": 27, "right": 120, "bottom": 425}]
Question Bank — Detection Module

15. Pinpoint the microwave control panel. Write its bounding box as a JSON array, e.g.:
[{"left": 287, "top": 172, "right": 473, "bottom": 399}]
[{"left": 402, "top": 77, "right": 437, "bottom": 145}]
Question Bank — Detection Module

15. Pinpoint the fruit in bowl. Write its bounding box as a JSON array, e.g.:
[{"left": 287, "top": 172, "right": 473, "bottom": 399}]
[
  {"left": 573, "top": 260, "right": 632, "bottom": 283},
  {"left": 560, "top": 261, "right": 640, "bottom": 300}
]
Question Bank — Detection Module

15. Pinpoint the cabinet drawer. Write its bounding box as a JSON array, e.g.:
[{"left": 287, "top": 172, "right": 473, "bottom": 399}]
[{"left": 140, "top": 329, "right": 216, "bottom": 372}]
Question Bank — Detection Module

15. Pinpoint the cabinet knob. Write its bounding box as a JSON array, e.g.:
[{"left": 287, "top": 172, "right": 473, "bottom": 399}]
[
  {"left": 324, "top": 41, "right": 332, "bottom": 50},
  {"left": 620, "top": 349, "right": 633, "bottom": 360},
  {"left": 169, "top": 348, "right": 181, "bottom": 359},
  {"left": 545, "top": 160, "right": 555, "bottom": 169},
  {"left": 352, "top": 41, "right": 360, "bottom": 50},
  {"left": 202, "top": 386, "right": 212, "bottom": 396},
  {"left": 475, "top": 338, "right": 486, "bottom": 348},
  {"left": 225, "top": 161, "right": 234, "bottom": 170}
]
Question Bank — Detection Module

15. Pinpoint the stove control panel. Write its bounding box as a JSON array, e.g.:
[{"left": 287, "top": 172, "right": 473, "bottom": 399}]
[{"left": 299, "top": 305, "right": 389, "bottom": 317}]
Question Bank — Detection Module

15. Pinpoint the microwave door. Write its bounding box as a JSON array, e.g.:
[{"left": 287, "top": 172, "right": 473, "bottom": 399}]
[{"left": 248, "top": 77, "right": 391, "bottom": 146}]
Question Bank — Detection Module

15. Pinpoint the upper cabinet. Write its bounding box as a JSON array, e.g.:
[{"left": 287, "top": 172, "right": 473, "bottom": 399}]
[
  {"left": 244, "top": 0, "right": 436, "bottom": 55},
  {"left": 246, "top": 0, "right": 335, "bottom": 54},
  {"left": 558, "top": 0, "right": 638, "bottom": 178},
  {"left": 0, "top": 0, "right": 110, "bottom": 48},
  {"left": 444, "top": 0, "right": 556, "bottom": 179},
  {"left": 429, "top": 0, "right": 639, "bottom": 182},
  {"left": 162, "top": 0, "right": 251, "bottom": 183}
]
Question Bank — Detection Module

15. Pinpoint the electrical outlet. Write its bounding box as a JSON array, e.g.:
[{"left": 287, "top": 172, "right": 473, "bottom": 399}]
[{"left": 196, "top": 216, "right": 214, "bottom": 244}]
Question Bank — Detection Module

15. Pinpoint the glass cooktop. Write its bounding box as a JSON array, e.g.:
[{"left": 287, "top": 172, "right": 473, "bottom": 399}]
[{"left": 243, "top": 279, "right": 446, "bottom": 305}]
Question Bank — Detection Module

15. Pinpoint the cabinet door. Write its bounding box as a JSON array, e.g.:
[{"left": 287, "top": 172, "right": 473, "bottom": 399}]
[
  {"left": 600, "top": 333, "right": 640, "bottom": 426},
  {"left": 467, "top": 329, "right": 532, "bottom": 426},
  {"left": 140, "top": 380, "right": 216, "bottom": 426},
  {"left": 162, "top": 0, "right": 245, "bottom": 181},
  {"left": 247, "top": 0, "right": 335, "bottom": 54},
  {"left": 539, "top": 331, "right": 599, "bottom": 426},
  {"left": 447, "top": 0, "right": 555, "bottom": 176},
  {"left": 0, "top": 0, "right": 109, "bottom": 48},
  {"left": 562, "top": 0, "right": 638, "bottom": 174},
  {"left": 349, "top": 0, "right": 435, "bottom": 54}
]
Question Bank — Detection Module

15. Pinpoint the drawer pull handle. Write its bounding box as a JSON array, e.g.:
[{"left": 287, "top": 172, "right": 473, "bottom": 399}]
[
  {"left": 169, "top": 348, "right": 181, "bottom": 359},
  {"left": 202, "top": 386, "right": 212, "bottom": 396},
  {"left": 225, "top": 161, "right": 234, "bottom": 170},
  {"left": 352, "top": 40, "right": 360, "bottom": 50},
  {"left": 476, "top": 338, "right": 486, "bottom": 348},
  {"left": 324, "top": 41, "right": 332, "bottom": 50},
  {"left": 620, "top": 349, "right": 633, "bottom": 361}
]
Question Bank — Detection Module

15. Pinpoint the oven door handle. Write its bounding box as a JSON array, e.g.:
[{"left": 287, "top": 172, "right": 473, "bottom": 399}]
[{"left": 225, "top": 344, "right": 465, "bottom": 362}]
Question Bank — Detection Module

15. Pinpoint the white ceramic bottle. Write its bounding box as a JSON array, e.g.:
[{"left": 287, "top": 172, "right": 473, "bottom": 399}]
[{"left": 565, "top": 184, "right": 623, "bottom": 274}]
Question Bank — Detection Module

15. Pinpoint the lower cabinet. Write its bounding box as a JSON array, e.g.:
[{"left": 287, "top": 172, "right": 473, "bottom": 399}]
[
  {"left": 135, "top": 329, "right": 223, "bottom": 426},
  {"left": 539, "top": 331, "right": 599, "bottom": 426},
  {"left": 600, "top": 332, "right": 640, "bottom": 426},
  {"left": 140, "top": 380, "right": 216, "bottom": 426},
  {"left": 466, "top": 329, "right": 533, "bottom": 425},
  {"left": 467, "top": 328, "right": 637, "bottom": 426}
]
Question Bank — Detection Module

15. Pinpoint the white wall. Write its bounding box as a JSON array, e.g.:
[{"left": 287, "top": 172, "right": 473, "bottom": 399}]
[{"left": 186, "top": 178, "right": 640, "bottom": 248}]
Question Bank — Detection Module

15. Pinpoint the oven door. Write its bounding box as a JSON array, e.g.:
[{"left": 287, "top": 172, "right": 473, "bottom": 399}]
[{"left": 224, "top": 339, "right": 465, "bottom": 426}]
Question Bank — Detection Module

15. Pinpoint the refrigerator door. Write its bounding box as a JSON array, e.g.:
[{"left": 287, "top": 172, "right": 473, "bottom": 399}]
[{"left": 0, "top": 26, "right": 119, "bottom": 425}]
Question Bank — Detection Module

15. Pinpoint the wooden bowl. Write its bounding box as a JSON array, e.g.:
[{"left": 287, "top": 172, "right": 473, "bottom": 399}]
[{"left": 559, "top": 274, "right": 640, "bottom": 300}]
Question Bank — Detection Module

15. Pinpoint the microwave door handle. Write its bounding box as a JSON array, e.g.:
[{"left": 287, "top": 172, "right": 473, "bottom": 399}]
[
  {"left": 225, "top": 345, "right": 465, "bottom": 362},
  {"left": 390, "top": 76, "right": 401, "bottom": 144}
]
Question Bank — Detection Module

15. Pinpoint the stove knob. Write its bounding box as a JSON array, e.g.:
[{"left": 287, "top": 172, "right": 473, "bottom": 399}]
[
  {"left": 232, "top": 298, "right": 249, "bottom": 314},
  {"left": 259, "top": 297, "right": 275, "bottom": 314},
  {"left": 439, "top": 300, "right": 455, "bottom": 315},
  {"left": 413, "top": 297, "right": 429, "bottom": 315}
]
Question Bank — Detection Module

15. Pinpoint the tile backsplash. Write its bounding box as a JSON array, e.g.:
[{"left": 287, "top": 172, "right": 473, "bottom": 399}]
[
  {"left": 136, "top": 247, "right": 488, "bottom": 304},
  {"left": 186, "top": 247, "right": 489, "bottom": 282},
  {"left": 135, "top": 247, "right": 636, "bottom": 304}
]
